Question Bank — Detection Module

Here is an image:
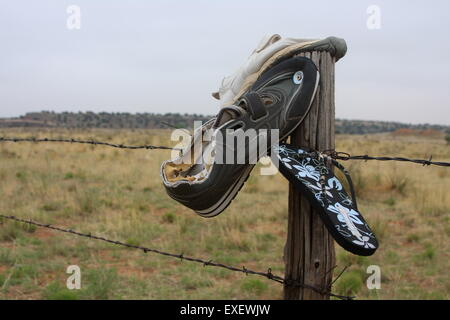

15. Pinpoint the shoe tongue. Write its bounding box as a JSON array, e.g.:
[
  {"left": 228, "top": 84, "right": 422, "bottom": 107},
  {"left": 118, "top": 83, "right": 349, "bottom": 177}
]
[{"left": 213, "top": 105, "right": 246, "bottom": 128}]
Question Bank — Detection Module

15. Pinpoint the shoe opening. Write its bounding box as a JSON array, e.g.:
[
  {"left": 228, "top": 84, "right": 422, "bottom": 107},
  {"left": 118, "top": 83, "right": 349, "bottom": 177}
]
[{"left": 162, "top": 119, "right": 216, "bottom": 185}]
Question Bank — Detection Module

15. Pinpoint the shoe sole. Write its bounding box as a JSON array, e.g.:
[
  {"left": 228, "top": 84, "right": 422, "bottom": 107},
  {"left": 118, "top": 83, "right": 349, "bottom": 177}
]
[
  {"left": 275, "top": 144, "right": 378, "bottom": 256},
  {"left": 196, "top": 71, "right": 320, "bottom": 217}
]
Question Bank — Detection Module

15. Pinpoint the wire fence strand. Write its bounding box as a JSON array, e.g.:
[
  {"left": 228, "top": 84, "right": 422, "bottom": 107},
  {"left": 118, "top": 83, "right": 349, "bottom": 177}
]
[
  {"left": 1, "top": 136, "right": 449, "bottom": 167},
  {"left": 1, "top": 135, "right": 449, "bottom": 300},
  {"left": 0, "top": 137, "right": 179, "bottom": 151},
  {"left": 324, "top": 150, "right": 450, "bottom": 167},
  {"left": 0, "top": 214, "right": 353, "bottom": 300}
]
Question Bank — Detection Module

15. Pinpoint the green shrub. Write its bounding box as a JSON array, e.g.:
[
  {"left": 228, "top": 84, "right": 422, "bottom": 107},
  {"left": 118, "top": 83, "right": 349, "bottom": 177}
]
[
  {"left": 383, "top": 197, "right": 396, "bottom": 206},
  {"left": 82, "top": 268, "right": 119, "bottom": 299},
  {"left": 241, "top": 279, "right": 268, "bottom": 296},
  {"left": 43, "top": 282, "right": 80, "bottom": 300},
  {"left": 125, "top": 238, "right": 140, "bottom": 247},
  {"left": 0, "top": 248, "right": 16, "bottom": 266},
  {"left": 334, "top": 271, "right": 364, "bottom": 296},
  {"left": 15, "top": 171, "right": 27, "bottom": 181},
  {"left": 64, "top": 172, "right": 75, "bottom": 180},
  {"left": 445, "top": 134, "right": 450, "bottom": 145},
  {"left": 8, "top": 264, "right": 39, "bottom": 286},
  {"left": 423, "top": 244, "right": 436, "bottom": 260},
  {"left": 41, "top": 202, "right": 60, "bottom": 212},
  {"left": 0, "top": 222, "right": 23, "bottom": 241},
  {"left": 406, "top": 233, "right": 420, "bottom": 243},
  {"left": 387, "top": 173, "right": 409, "bottom": 195},
  {"left": 180, "top": 276, "right": 213, "bottom": 290},
  {"left": 162, "top": 212, "right": 176, "bottom": 224}
]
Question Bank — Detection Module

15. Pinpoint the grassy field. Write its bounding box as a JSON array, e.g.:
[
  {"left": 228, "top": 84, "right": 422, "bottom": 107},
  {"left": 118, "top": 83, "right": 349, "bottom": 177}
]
[{"left": 0, "top": 128, "right": 449, "bottom": 300}]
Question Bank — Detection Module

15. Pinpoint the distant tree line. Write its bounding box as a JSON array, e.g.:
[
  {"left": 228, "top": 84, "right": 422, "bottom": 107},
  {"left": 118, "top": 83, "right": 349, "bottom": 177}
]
[
  {"left": 0, "top": 111, "right": 212, "bottom": 129},
  {"left": 0, "top": 111, "right": 449, "bottom": 134},
  {"left": 335, "top": 119, "right": 450, "bottom": 135}
]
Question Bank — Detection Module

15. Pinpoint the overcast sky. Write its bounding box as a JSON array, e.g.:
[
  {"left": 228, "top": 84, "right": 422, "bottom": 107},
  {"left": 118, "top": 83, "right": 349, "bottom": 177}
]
[{"left": 0, "top": 0, "right": 449, "bottom": 124}]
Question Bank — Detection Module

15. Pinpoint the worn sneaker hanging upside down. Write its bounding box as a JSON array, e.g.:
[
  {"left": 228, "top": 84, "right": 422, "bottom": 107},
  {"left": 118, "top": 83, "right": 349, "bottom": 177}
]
[
  {"left": 161, "top": 55, "right": 320, "bottom": 217},
  {"left": 160, "top": 35, "right": 347, "bottom": 217},
  {"left": 159, "top": 34, "right": 379, "bottom": 256}
]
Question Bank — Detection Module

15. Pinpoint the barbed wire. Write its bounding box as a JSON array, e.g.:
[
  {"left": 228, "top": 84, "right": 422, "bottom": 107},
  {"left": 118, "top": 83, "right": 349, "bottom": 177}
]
[
  {"left": 0, "top": 137, "right": 180, "bottom": 151},
  {"left": 0, "top": 214, "right": 353, "bottom": 300},
  {"left": 2, "top": 136, "right": 447, "bottom": 300},
  {"left": 324, "top": 150, "right": 450, "bottom": 167},
  {"left": 1, "top": 136, "right": 449, "bottom": 167},
  {"left": 3, "top": 136, "right": 446, "bottom": 300},
  {"left": 293, "top": 149, "right": 450, "bottom": 168}
]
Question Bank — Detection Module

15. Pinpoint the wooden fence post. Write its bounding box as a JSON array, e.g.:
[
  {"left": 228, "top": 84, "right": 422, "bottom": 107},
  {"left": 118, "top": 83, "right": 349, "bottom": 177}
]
[{"left": 284, "top": 51, "right": 337, "bottom": 300}]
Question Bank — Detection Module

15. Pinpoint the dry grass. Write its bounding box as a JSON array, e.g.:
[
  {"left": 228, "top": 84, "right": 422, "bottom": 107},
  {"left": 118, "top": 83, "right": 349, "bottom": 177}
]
[{"left": 0, "top": 128, "right": 448, "bottom": 300}]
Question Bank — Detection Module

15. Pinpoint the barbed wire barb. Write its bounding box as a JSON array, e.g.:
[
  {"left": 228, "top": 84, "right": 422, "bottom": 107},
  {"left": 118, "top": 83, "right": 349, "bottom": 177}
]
[
  {"left": 2, "top": 136, "right": 450, "bottom": 167},
  {"left": 0, "top": 213, "right": 352, "bottom": 300},
  {"left": 1, "top": 136, "right": 449, "bottom": 300},
  {"left": 0, "top": 137, "right": 179, "bottom": 151},
  {"left": 325, "top": 150, "right": 450, "bottom": 167}
]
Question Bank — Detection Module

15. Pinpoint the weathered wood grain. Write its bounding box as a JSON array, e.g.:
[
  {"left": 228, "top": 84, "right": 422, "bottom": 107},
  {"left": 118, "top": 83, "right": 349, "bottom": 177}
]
[{"left": 284, "top": 51, "right": 336, "bottom": 300}]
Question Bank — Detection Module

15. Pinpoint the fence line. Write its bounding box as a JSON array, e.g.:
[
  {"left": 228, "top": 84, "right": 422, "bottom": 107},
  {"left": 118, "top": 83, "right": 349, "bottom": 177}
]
[
  {"left": 0, "top": 137, "right": 179, "bottom": 151},
  {"left": 324, "top": 150, "right": 450, "bottom": 167},
  {"left": 1, "top": 136, "right": 449, "bottom": 167},
  {"left": 0, "top": 214, "right": 352, "bottom": 300},
  {"left": 1, "top": 136, "right": 449, "bottom": 300}
]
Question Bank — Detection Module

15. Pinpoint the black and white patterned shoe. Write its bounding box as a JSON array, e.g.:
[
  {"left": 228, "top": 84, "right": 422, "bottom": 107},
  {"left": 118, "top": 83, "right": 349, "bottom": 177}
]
[{"left": 273, "top": 143, "right": 378, "bottom": 256}]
